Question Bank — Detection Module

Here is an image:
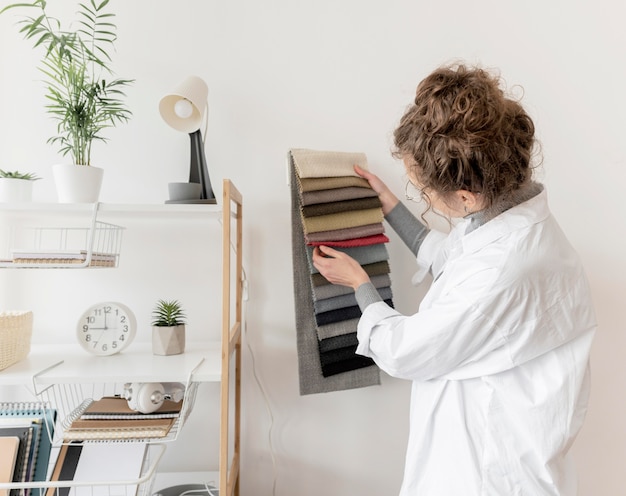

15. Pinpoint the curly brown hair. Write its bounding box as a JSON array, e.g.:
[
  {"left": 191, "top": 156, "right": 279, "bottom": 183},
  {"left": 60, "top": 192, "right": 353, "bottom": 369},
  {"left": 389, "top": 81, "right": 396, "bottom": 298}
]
[{"left": 393, "top": 63, "right": 536, "bottom": 209}]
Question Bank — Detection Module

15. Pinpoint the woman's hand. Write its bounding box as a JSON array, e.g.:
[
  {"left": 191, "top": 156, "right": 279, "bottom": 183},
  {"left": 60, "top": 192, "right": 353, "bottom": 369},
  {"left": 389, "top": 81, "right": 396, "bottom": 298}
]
[
  {"left": 312, "top": 245, "right": 370, "bottom": 290},
  {"left": 354, "top": 164, "right": 399, "bottom": 215}
]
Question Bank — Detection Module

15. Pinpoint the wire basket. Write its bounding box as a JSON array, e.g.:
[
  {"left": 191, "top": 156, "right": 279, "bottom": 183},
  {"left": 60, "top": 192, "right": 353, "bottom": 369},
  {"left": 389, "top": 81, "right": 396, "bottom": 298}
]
[
  {"left": 0, "top": 310, "right": 33, "bottom": 370},
  {"left": 7, "top": 221, "right": 124, "bottom": 268}
]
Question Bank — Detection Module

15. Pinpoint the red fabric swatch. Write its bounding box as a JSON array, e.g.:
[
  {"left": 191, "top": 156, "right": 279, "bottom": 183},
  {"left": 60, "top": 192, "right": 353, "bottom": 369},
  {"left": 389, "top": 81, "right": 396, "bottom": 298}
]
[{"left": 307, "top": 233, "right": 389, "bottom": 248}]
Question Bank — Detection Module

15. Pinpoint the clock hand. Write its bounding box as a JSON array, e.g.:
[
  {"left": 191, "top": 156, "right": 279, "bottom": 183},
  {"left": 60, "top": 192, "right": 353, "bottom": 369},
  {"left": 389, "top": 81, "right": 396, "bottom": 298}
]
[{"left": 92, "top": 324, "right": 109, "bottom": 348}]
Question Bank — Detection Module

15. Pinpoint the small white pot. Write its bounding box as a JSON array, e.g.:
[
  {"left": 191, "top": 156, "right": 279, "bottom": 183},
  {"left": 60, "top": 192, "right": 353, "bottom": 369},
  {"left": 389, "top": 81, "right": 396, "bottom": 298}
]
[
  {"left": 53, "top": 164, "right": 104, "bottom": 203},
  {"left": 0, "top": 178, "right": 34, "bottom": 203},
  {"left": 168, "top": 182, "right": 202, "bottom": 201},
  {"left": 152, "top": 325, "right": 186, "bottom": 356}
]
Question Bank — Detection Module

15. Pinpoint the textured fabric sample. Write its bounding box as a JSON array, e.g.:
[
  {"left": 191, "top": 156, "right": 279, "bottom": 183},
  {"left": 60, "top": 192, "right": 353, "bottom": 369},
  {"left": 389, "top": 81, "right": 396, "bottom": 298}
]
[
  {"left": 302, "top": 208, "right": 384, "bottom": 233},
  {"left": 302, "top": 196, "right": 382, "bottom": 217},
  {"left": 321, "top": 354, "right": 378, "bottom": 378},
  {"left": 314, "top": 304, "right": 362, "bottom": 326},
  {"left": 314, "top": 286, "right": 393, "bottom": 314},
  {"left": 314, "top": 299, "right": 393, "bottom": 326},
  {"left": 318, "top": 332, "right": 359, "bottom": 353},
  {"left": 290, "top": 154, "right": 380, "bottom": 395},
  {"left": 298, "top": 175, "right": 372, "bottom": 192},
  {"left": 307, "top": 233, "right": 389, "bottom": 248},
  {"left": 306, "top": 244, "right": 389, "bottom": 274},
  {"left": 311, "top": 261, "right": 391, "bottom": 287},
  {"left": 301, "top": 186, "right": 379, "bottom": 206},
  {"left": 312, "top": 273, "right": 391, "bottom": 300},
  {"left": 316, "top": 318, "right": 360, "bottom": 341},
  {"left": 305, "top": 223, "right": 385, "bottom": 243},
  {"left": 291, "top": 148, "right": 368, "bottom": 178},
  {"left": 320, "top": 343, "right": 360, "bottom": 364}
]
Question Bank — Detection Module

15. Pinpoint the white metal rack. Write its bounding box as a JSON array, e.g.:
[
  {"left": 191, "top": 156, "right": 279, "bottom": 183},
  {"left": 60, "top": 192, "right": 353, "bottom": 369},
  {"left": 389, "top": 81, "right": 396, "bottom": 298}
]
[
  {"left": 0, "top": 180, "right": 244, "bottom": 496},
  {"left": 0, "top": 203, "right": 124, "bottom": 268}
]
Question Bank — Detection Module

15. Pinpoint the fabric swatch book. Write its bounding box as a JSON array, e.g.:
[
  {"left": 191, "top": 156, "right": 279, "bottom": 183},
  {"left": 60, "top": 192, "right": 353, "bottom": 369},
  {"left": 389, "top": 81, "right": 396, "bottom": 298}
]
[{"left": 289, "top": 148, "right": 391, "bottom": 395}]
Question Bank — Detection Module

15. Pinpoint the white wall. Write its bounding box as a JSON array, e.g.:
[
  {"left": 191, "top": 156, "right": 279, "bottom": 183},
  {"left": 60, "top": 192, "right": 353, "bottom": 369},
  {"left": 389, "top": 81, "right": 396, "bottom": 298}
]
[{"left": 1, "top": 1, "right": 624, "bottom": 494}]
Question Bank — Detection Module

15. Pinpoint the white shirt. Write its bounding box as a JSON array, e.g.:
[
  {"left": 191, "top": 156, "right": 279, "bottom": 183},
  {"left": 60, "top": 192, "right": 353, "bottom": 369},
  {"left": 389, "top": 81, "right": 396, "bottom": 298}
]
[{"left": 357, "top": 189, "right": 596, "bottom": 495}]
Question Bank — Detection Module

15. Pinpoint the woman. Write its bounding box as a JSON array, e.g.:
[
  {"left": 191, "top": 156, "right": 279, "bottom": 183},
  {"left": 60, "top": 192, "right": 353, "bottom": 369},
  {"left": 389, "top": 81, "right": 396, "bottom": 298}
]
[{"left": 312, "top": 63, "right": 596, "bottom": 495}]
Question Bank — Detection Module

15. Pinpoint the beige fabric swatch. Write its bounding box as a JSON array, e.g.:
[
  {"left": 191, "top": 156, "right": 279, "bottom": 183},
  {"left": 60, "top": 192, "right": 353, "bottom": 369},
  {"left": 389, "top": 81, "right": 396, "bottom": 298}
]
[
  {"left": 299, "top": 175, "right": 372, "bottom": 192},
  {"left": 291, "top": 148, "right": 369, "bottom": 178}
]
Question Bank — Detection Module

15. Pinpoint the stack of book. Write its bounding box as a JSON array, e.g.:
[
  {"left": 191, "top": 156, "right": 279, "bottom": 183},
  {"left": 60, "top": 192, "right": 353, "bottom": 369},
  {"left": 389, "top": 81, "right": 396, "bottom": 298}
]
[
  {"left": 63, "top": 396, "right": 183, "bottom": 441},
  {"left": 0, "top": 403, "right": 57, "bottom": 496},
  {"left": 11, "top": 251, "right": 117, "bottom": 267}
]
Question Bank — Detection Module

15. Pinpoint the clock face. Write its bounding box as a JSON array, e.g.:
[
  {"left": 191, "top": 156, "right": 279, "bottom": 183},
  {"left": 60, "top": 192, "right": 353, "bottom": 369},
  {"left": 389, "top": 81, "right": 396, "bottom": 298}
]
[{"left": 76, "top": 302, "right": 137, "bottom": 356}]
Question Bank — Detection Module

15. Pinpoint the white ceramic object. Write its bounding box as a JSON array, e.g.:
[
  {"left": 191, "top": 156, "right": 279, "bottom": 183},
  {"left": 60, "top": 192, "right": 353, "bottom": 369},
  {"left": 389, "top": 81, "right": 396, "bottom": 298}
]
[
  {"left": 0, "top": 178, "right": 33, "bottom": 202},
  {"left": 53, "top": 164, "right": 103, "bottom": 203},
  {"left": 168, "top": 182, "right": 202, "bottom": 201}
]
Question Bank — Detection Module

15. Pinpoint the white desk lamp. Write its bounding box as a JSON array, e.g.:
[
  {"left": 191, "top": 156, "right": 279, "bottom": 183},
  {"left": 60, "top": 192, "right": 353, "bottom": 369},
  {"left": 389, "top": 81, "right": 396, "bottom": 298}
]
[{"left": 159, "top": 76, "right": 216, "bottom": 204}]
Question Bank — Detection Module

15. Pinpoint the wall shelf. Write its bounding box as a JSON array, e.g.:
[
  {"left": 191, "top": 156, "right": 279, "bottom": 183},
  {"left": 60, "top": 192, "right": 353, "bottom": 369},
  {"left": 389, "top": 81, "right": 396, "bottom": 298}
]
[
  {"left": 0, "top": 179, "right": 244, "bottom": 496},
  {"left": 0, "top": 342, "right": 222, "bottom": 386}
]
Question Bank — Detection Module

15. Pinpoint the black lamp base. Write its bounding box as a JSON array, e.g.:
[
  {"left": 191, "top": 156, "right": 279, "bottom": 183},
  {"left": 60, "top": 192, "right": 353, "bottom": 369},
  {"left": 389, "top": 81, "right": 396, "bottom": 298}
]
[{"left": 189, "top": 129, "right": 216, "bottom": 202}]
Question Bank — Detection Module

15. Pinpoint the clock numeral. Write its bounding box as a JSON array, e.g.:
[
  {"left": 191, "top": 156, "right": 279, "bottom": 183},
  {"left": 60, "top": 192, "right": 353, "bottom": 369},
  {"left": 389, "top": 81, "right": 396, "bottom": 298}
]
[
  {"left": 122, "top": 325, "right": 128, "bottom": 333},
  {"left": 85, "top": 316, "right": 95, "bottom": 325},
  {"left": 101, "top": 343, "right": 108, "bottom": 352},
  {"left": 112, "top": 341, "right": 118, "bottom": 349},
  {"left": 119, "top": 334, "right": 126, "bottom": 341},
  {"left": 120, "top": 316, "right": 127, "bottom": 323},
  {"left": 85, "top": 334, "right": 91, "bottom": 342}
]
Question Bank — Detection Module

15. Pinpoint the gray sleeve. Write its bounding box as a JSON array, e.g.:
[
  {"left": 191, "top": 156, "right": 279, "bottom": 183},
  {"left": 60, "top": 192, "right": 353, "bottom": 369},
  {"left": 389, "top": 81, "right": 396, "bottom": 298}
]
[
  {"left": 355, "top": 282, "right": 383, "bottom": 311},
  {"left": 385, "top": 201, "right": 429, "bottom": 256}
]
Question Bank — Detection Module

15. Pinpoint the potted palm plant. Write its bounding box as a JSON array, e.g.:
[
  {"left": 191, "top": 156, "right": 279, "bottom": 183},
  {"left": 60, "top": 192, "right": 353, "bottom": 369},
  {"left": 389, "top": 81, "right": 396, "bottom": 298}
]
[
  {"left": 151, "top": 299, "right": 187, "bottom": 356},
  {"left": 0, "top": 169, "right": 41, "bottom": 202},
  {"left": 0, "top": 0, "right": 133, "bottom": 203}
]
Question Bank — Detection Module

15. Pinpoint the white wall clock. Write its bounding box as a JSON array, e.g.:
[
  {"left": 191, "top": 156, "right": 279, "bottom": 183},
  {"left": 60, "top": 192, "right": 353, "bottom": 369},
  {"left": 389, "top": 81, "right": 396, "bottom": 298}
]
[{"left": 76, "top": 302, "right": 137, "bottom": 356}]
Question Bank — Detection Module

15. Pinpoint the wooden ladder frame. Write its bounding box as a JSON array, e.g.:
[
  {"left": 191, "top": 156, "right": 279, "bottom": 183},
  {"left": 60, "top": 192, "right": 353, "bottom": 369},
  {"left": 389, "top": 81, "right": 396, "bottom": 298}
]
[{"left": 220, "top": 179, "right": 243, "bottom": 496}]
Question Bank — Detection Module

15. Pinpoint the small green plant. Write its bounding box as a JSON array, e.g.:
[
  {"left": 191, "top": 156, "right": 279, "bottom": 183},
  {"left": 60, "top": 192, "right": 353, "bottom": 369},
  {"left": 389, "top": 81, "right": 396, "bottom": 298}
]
[
  {"left": 151, "top": 299, "right": 186, "bottom": 327},
  {"left": 0, "top": 0, "right": 134, "bottom": 166},
  {"left": 0, "top": 169, "right": 41, "bottom": 180}
]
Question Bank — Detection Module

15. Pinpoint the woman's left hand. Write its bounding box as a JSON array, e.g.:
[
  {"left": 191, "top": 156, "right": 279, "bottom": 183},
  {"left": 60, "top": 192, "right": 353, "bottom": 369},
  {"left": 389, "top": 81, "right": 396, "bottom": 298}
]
[{"left": 312, "top": 245, "right": 370, "bottom": 290}]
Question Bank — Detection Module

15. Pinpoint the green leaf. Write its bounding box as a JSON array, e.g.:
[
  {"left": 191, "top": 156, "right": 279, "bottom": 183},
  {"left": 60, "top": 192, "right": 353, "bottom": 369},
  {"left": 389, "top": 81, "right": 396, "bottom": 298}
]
[{"left": 1, "top": 0, "right": 133, "bottom": 165}]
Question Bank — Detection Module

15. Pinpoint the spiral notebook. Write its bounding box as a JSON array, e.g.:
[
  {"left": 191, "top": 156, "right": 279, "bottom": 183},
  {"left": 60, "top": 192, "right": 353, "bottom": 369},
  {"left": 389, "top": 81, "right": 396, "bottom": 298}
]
[
  {"left": 80, "top": 396, "right": 182, "bottom": 420},
  {"left": 64, "top": 417, "right": 174, "bottom": 441},
  {"left": 0, "top": 402, "right": 58, "bottom": 490}
]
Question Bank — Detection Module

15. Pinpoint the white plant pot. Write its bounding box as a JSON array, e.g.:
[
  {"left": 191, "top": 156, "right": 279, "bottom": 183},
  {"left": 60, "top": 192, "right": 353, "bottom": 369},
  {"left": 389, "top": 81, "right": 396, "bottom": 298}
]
[
  {"left": 0, "top": 178, "right": 34, "bottom": 203},
  {"left": 52, "top": 164, "right": 104, "bottom": 203},
  {"left": 168, "top": 182, "right": 202, "bottom": 201},
  {"left": 152, "top": 325, "right": 186, "bottom": 356}
]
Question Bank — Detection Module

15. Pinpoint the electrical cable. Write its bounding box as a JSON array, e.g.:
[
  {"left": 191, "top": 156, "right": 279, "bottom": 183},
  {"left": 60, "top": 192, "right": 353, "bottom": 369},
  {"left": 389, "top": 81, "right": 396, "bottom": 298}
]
[
  {"left": 177, "top": 483, "right": 218, "bottom": 496},
  {"left": 219, "top": 216, "right": 278, "bottom": 496}
]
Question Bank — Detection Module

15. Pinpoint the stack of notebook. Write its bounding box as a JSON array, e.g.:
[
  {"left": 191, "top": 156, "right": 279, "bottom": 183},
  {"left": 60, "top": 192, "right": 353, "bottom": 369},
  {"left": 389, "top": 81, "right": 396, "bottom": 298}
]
[
  {"left": 0, "top": 403, "right": 57, "bottom": 496},
  {"left": 62, "top": 396, "right": 182, "bottom": 441},
  {"left": 290, "top": 148, "right": 394, "bottom": 395}
]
